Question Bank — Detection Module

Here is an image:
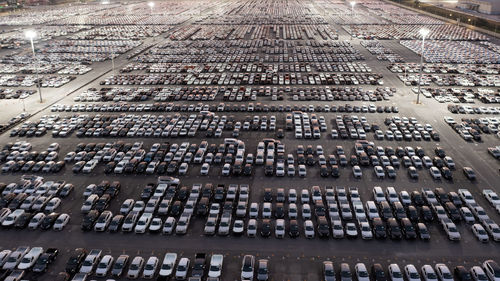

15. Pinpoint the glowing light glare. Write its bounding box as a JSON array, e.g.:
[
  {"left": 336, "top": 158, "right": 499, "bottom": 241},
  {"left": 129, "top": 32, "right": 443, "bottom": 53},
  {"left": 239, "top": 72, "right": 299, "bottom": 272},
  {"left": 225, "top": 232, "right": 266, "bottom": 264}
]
[
  {"left": 419, "top": 28, "right": 430, "bottom": 38},
  {"left": 102, "top": 0, "right": 110, "bottom": 4},
  {"left": 350, "top": 1, "right": 356, "bottom": 7},
  {"left": 24, "top": 30, "right": 37, "bottom": 40},
  {"left": 148, "top": 1, "right": 155, "bottom": 8}
]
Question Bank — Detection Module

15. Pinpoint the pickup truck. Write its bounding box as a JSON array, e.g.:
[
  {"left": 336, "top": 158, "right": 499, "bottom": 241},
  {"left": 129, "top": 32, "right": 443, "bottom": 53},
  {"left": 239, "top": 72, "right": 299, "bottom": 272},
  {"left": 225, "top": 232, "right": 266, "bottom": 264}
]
[{"left": 191, "top": 253, "right": 206, "bottom": 277}]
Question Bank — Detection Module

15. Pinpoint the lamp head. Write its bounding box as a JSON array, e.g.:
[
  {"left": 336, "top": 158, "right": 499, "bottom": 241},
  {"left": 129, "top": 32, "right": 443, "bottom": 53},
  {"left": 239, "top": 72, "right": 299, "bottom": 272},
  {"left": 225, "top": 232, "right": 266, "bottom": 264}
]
[
  {"left": 419, "top": 28, "right": 430, "bottom": 38},
  {"left": 24, "top": 30, "right": 37, "bottom": 40},
  {"left": 350, "top": 1, "right": 356, "bottom": 7},
  {"left": 148, "top": 1, "right": 155, "bottom": 8}
]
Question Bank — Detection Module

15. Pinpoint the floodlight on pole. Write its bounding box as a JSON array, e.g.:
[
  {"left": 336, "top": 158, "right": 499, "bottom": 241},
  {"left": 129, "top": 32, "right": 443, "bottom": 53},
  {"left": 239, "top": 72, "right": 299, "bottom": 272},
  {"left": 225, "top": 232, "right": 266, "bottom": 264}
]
[
  {"left": 416, "top": 28, "right": 430, "bottom": 105},
  {"left": 350, "top": 1, "right": 356, "bottom": 14},
  {"left": 25, "top": 29, "right": 43, "bottom": 103}
]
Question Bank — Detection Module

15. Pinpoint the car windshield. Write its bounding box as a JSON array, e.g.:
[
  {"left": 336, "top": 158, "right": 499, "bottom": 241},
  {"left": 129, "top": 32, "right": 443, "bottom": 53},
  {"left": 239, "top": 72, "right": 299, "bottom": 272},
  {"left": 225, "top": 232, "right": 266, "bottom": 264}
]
[
  {"left": 477, "top": 273, "right": 487, "bottom": 280},
  {"left": 427, "top": 272, "right": 437, "bottom": 279},
  {"left": 393, "top": 271, "right": 402, "bottom": 278},
  {"left": 410, "top": 273, "right": 420, "bottom": 278}
]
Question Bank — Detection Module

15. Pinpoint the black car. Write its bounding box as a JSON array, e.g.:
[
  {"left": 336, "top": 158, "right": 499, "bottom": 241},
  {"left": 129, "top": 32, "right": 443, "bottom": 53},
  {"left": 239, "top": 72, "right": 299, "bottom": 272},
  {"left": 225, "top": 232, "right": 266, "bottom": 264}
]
[
  {"left": 411, "top": 191, "right": 424, "bottom": 206},
  {"left": 196, "top": 198, "right": 209, "bottom": 216},
  {"left": 331, "top": 165, "right": 340, "bottom": 177},
  {"left": 275, "top": 203, "right": 285, "bottom": 219},
  {"left": 104, "top": 162, "right": 116, "bottom": 174},
  {"left": 136, "top": 162, "right": 147, "bottom": 173},
  {"left": 105, "top": 181, "right": 121, "bottom": 197},
  {"left": 14, "top": 212, "right": 33, "bottom": 229},
  {"left": 243, "top": 164, "right": 252, "bottom": 176},
  {"left": 401, "top": 218, "right": 416, "bottom": 239},
  {"left": 157, "top": 162, "right": 167, "bottom": 174},
  {"left": 317, "top": 217, "right": 330, "bottom": 238},
  {"left": 170, "top": 201, "right": 183, "bottom": 217},
  {"left": 178, "top": 186, "right": 189, "bottom": 201},
  {"left": 32, "top": 248, "right": 59, "bottom": 273},
  {"left": 387, "top": 218, "right": 402, "bottom": 239},
  {"left": 445, "top": 202, "right": 462, "bottom": 222},
  {"left": 261, "top": 219, "right": 271, "bottom": 237},
  {"left": 263, "top": 188, "right": 273, "bottom": 202},
  {"left": 421, "top": 206, "right": 434, "bottom": 222},
  {"left": 441, "top": 167, "right": 452, "bottom": 180},
  {"left": 95, "top": 194, "right": 111, "bottom": 212},
  {"left": 65, "top": 248, "right": 87, "bottom": 274},
  {"left": 40, "top": 212, "right": 59, "bottom": 230},
  {"left": 435, "top": 147, "right": 446, "bottom": 158},
  {"left": 289, "top": 220, "right": 299, "bottom": 238},
  {"left": 372, "top": 263, "right": 388, "bottom": 281},
  {"left": 140, "top": 184, "right": 154, "bottom": 200},
  {"left": 191, "top": 253, "right": 207, "bottom": 277},
  {"left": 320, "top": 165, "right": 329, "bottom": 177},
  {"left": 108, "top": 215, "right": 124, "bottom": 232},
  {"left": 407, "top": 206, "right": 419, "bottom": 222},
  {"left": 51, "top": 161, "right": 65, "bottom": 172},
  {"left": 454, "top": 266, "right": 473, "bottom": 281},
  {"left": 372, "top": 218, "right": 386, "bottom": 239},
  {"left": 81, "top": 210, "right": 99, "bottom": 231},
  {"left": 213, "top": 185, "right": 225, "bottom": 202}
]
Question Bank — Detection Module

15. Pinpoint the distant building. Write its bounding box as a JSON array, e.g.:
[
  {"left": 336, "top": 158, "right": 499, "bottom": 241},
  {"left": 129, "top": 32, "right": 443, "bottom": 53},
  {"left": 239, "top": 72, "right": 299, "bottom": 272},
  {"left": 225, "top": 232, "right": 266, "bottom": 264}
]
[{"left": 457, "top": 0, "right": 500, "bottom": 15}]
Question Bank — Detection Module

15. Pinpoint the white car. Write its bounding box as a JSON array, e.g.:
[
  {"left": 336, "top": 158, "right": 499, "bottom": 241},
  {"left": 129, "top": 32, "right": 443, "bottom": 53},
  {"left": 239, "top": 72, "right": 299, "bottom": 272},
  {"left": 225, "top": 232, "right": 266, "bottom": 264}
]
[
  {"left": 422, "top": 265, "right": 438, "bottom": 281},
  {"left": 232, "top": 219, "right": 245, "bottom": 235},
  {"left": 345, "top": 222, "right": 358, "bottom": 238},
  {"left": 304, "top": 220, "right": 315, "bottom": 238},
  {"left": 175, "top": 257, "right": 190, "bottom": 280},
  {"left": 374, "top": 166, "right": 385, "bottom": 179},
  {"left": 435, "top": 264, "right": 454, "bottom": 281},
  {"left": 162, "top": 217, "right": 176, "bottom": 235},
  {"left": 158, "top": 253, "right": 177, "bottom": 278},
  {"left": 127, "top": 256, "right": 145, "bottom": 279},
  {"left": 389, "top": 264, "right": 404, "bottom": 281},
  {"left": 120, "top": 199, "right": 134, "bottom": 215},
  {"left": 94, "top": 211, "right": 113, "bottom": 232},
  {"left": 142, "top": 256, "right": 159, "bottom": 279},
  {"left": 17, "top": 247, "right": 42, "bottom": 270},
  {"left": 355, "top": 263, "right": 370, "bottom": 281},
  {"left": 472, "top": 223, "right": 489, "bottom": 242},
  {"left": 359, "top": 221, "right": 372, "bottom": 240},
  {"left": 352, "top": 165, "right": 362, "bottom": 178},
  {"left": 82, "top": 160, "right": 98, "bottom": 173},
  {"left": 135, "top": 213, "right": 153, "bottom": 233},
  {"left": 471, "top": 266, "right": 488, "bottom": 281},
  {"left": 298, "top": 164, "right": 306, "bottom": 177},
  {"left": 483, "top": 189, "right": 500, "bottom": 206},
  {"left": 275, "top": 219, "right": 285, "bottom": 238},
  {"left": 45, "top": 198, "right": 61, "bottom": 212},
  {"left": 178, "top": 163, "right": 188, "bottom": 175},
  {"left": 222, "top": 163, "right": 231, "bottom": 176},
  {"left": 208, "top": 254, "right": 223, "bottom": 278},
  {"left": 28, "top": 213, "right": 45, "bottom": 229},
  {"left": 95, "top": 255, "right": 114, "bottom": 277},
  {"left": 429, "top": 167, "right": 441, "bottom": 180},
  {"left": 53, "top": 213, "right": 70, "bottom": 231},
  {"left": 404, "top": 264, "right": 421, "bottom": 281}
]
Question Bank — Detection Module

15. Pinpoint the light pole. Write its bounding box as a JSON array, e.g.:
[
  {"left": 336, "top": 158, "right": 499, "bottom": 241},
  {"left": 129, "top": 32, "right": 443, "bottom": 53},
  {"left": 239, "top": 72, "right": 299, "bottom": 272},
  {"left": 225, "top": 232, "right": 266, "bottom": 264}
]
[
  {"left": 416, "top": 28, "right": 429, "bottom": 105},
  {"left": 148, "top": 1, "right": 155, "bottom": 13},
  {"left": 350, "top": 1, "right": 356, "bottom": 15},
  {"left": 111, "top": 48, "right": 115, "bottom": 75},
  {"left": 25, "top": 30, "right": 43, "bottom": 103}
]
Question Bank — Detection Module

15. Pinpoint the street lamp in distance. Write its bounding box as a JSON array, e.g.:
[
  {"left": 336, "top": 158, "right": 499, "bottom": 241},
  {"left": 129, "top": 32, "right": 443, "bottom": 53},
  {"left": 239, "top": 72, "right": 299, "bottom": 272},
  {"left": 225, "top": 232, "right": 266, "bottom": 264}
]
[
  {"left": 148, "top": 1, "right": 155, "bottom": 13},
  {"left": 25, "top": 29, "right": 43, "bottom": 103},
  {"left": 416, "top": 28, "right": 430, "bottom": 105},
  {"left": 350, "top": 1, "right": 356, "bottom": 15}
]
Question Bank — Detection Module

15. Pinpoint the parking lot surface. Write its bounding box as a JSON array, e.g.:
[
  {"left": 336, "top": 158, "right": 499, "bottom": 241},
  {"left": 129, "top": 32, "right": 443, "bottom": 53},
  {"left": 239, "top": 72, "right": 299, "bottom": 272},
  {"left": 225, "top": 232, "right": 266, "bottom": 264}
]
[{"left": 0, "top": 0, "right": 499, "bottom": 280}]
